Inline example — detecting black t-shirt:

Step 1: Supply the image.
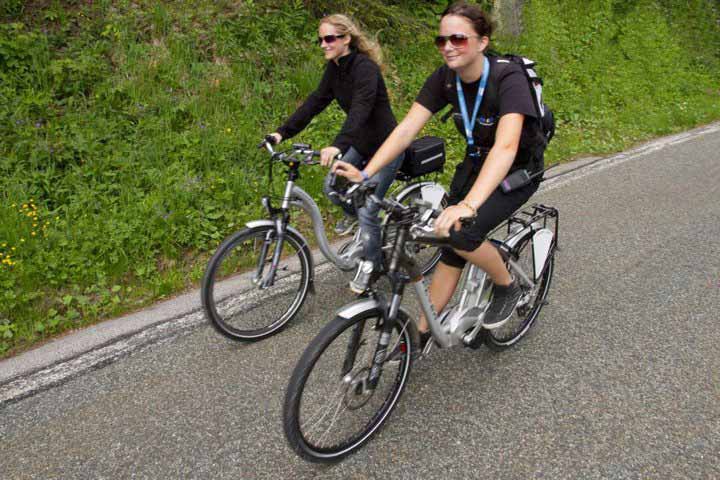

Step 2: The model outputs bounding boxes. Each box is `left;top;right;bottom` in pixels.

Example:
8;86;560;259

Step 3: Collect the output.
415;56;544;168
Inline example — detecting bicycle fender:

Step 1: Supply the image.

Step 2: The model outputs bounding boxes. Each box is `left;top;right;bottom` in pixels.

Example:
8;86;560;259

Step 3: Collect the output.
336;298;412;320
244;220;316;289
532;228;554;280
394;182;447;211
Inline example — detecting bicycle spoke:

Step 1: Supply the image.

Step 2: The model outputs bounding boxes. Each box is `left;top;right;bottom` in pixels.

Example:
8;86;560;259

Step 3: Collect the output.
202;226;310;340
289;314;411;456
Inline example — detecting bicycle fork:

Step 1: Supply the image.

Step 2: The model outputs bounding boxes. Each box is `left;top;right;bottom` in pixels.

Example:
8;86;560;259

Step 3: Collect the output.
368;291;403;388
340;291;402;392
253;193;292;288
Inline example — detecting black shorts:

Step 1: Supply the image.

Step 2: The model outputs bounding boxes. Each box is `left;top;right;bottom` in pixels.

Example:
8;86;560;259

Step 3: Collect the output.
440;158;539;269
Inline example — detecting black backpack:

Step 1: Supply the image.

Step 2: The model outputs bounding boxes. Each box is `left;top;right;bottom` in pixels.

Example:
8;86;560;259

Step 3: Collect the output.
494;53;555;146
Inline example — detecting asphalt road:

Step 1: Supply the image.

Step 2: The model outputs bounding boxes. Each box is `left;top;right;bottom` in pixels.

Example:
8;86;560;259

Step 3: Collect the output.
2;129;719;479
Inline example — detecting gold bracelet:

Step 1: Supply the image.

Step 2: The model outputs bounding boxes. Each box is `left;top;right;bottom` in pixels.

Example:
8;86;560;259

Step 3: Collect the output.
458;201;477;217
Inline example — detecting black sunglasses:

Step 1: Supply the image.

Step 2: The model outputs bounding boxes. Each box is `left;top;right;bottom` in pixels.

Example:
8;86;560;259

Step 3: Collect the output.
317;34;346;46
434;33;479;49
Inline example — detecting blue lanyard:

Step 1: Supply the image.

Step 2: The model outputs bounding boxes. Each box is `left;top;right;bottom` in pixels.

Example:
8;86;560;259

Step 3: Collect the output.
456;57;490;151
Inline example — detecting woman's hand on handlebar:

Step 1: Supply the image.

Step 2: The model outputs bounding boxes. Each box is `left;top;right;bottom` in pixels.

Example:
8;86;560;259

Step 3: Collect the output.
434;204;474;238
332;160;364;183
320;146;341;167
267;132;282;145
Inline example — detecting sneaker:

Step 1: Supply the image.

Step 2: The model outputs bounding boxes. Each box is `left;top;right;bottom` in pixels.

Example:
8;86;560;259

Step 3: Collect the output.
334;215;357;236
484;279;522;329
349;260;374;294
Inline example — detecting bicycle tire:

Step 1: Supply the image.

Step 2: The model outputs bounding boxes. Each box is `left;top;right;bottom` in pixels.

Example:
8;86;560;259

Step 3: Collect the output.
283;308;414;463
484;232;554;350
201;225;311;341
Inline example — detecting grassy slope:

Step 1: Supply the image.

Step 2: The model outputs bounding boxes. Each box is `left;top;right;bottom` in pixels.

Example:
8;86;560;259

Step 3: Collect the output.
1;0;718;356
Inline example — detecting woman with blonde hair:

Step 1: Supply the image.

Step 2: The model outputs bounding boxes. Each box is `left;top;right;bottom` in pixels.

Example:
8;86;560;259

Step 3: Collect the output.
269;14;403;292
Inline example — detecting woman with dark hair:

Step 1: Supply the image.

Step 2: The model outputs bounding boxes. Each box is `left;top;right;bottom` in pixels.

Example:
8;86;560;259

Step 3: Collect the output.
269;14;403;293
334;2;546;346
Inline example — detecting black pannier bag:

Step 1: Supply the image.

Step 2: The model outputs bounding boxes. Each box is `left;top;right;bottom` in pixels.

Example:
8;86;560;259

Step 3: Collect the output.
400;136;445;178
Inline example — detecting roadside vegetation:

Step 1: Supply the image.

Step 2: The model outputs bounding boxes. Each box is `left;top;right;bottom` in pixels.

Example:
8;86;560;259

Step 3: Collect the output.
1;0;718;356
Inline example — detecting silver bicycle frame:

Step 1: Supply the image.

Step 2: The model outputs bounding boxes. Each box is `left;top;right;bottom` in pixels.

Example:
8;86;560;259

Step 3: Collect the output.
410;221;551;348
251;181;356;271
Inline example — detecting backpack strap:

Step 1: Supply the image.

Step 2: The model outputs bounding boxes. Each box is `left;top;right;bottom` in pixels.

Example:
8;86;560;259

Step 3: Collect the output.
502;55;547;140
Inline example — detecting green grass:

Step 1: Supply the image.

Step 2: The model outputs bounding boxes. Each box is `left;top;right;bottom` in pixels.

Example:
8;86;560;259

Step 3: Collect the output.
1;0;719;356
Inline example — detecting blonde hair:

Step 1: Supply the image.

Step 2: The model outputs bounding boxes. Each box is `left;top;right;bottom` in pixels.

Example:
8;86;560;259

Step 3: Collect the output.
320;14;384;70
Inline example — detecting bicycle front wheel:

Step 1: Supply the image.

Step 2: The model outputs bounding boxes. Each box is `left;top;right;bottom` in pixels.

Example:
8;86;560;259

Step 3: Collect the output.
283;309;414;463
201;225;311;341
485;233;554;350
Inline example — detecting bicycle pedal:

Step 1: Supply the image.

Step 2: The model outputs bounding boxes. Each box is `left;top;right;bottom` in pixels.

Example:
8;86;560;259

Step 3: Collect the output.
463;333;484;349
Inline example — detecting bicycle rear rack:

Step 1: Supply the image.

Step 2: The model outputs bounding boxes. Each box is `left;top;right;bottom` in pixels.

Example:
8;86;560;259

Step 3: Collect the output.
505;203;559;251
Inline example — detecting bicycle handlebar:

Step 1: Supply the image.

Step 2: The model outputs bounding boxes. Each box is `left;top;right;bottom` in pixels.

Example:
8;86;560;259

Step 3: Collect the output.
346;185;471;246
257;137;323;165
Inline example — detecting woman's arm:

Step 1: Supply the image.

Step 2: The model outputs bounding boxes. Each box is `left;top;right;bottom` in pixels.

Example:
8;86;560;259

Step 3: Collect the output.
333;102;433;182
434;113;524;236
275;67;334;140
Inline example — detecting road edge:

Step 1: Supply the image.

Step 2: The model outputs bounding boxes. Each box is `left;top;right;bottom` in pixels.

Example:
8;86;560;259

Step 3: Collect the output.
2;121;719;406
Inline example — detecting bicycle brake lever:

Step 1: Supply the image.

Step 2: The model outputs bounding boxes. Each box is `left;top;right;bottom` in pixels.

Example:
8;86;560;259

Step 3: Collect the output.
410;223;438;238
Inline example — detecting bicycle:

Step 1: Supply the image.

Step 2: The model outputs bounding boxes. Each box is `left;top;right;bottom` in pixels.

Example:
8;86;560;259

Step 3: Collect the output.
200;138;448;342
283;185;558;463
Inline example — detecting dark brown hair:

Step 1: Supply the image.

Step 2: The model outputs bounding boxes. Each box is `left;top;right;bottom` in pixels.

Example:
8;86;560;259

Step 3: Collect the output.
441;2;494;38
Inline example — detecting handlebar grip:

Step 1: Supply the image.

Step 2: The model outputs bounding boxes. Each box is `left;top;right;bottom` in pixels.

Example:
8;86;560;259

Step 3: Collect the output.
460;216;474;226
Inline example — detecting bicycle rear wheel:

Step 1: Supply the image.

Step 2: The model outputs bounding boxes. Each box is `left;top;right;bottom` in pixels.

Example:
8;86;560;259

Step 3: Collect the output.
201;225;311;341
283;309;414;463
485;233;554;350
386;184;448;275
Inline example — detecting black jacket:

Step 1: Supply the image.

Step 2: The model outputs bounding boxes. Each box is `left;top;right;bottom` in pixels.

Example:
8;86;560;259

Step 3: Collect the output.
277;50;397;157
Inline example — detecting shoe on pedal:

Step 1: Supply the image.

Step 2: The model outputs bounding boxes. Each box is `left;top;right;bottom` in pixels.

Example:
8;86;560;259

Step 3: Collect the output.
334;215;357;236
484;279;522;329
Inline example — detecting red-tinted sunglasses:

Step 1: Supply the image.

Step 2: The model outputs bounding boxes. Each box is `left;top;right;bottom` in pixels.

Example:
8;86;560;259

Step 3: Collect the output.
434;33;479;49
317;34;346;46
